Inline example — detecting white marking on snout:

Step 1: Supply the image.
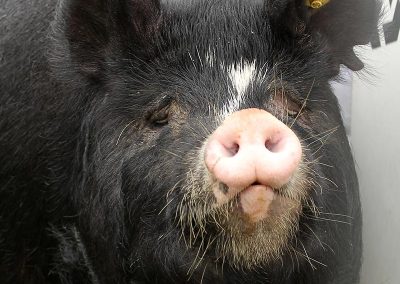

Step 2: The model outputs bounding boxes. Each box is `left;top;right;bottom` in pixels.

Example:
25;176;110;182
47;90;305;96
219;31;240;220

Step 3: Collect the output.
220;60;256;119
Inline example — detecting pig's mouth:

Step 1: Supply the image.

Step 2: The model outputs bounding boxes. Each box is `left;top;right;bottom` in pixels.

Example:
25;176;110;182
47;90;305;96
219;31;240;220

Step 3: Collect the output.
177;163;311;270
211;182;292;224
237;184;283;223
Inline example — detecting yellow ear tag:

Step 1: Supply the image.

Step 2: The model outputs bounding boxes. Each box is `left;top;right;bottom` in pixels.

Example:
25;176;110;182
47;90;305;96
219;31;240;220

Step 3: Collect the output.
306;0;330;9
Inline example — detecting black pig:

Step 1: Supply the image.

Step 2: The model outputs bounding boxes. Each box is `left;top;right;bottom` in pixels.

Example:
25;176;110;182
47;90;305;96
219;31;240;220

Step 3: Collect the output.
0;0;380;283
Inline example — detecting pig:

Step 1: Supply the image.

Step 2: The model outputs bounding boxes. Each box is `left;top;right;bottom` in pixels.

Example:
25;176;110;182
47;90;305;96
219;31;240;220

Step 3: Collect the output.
0;0;380;283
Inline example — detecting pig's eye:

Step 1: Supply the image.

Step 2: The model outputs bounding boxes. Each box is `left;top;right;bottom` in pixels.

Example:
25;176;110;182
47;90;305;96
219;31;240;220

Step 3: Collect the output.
146;96;174;128
285;98;302;117
148;105;170;127
270;90;303;118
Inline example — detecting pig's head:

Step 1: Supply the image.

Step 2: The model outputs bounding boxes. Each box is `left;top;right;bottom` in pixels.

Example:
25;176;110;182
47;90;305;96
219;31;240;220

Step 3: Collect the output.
51;0;380;282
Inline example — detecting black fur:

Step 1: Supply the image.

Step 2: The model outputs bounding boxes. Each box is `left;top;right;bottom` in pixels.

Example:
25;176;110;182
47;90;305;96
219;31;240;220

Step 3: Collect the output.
0;0;380;283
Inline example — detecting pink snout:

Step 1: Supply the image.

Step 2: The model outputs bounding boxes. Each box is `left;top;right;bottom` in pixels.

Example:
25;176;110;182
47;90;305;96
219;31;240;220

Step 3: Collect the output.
205;108;302;207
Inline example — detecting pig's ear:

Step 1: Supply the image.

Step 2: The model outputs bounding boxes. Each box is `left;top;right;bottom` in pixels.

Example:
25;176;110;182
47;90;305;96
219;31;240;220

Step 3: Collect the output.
307;0;381;71
53;0;161;79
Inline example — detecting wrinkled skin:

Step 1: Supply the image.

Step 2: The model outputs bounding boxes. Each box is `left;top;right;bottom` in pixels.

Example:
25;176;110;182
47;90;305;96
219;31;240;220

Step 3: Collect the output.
0;0;380;283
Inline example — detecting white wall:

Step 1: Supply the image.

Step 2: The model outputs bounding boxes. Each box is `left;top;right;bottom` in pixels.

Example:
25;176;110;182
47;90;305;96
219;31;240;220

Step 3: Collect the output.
351;1;400;282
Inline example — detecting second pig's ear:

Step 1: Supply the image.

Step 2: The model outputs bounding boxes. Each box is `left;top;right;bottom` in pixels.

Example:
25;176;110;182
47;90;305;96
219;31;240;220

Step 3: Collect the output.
307;0;381;71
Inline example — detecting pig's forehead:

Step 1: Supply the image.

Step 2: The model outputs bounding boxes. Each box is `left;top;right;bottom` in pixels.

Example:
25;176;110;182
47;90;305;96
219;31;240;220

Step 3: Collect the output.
159;0;274;62
161;0;268;25
161;0;266;19
161;0;265;9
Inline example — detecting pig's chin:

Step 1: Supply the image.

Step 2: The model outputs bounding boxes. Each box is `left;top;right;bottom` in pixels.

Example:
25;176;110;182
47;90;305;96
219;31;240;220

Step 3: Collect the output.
210;188;303;268
179;182;307;269
178;158;311;269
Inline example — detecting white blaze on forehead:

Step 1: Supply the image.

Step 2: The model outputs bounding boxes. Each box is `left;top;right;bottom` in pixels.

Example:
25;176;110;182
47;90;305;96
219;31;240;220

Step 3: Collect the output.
228;60;256;99
220;60;257;119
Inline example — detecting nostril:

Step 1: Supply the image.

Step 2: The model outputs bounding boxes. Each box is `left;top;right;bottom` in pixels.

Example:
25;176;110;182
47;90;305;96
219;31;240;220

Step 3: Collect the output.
224;142;239;156
265;139;280;153
231;143;239;155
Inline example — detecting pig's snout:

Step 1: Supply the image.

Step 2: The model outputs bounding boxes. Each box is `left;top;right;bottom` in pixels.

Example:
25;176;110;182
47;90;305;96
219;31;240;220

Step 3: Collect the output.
205;108;302;207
